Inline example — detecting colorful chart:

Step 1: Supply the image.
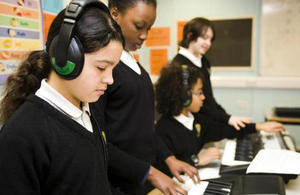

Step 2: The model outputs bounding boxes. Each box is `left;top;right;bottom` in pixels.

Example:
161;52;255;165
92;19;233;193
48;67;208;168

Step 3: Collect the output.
0;0;44;82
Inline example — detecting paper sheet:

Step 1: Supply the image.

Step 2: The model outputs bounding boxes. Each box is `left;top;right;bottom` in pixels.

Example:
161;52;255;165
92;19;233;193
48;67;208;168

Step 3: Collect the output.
246;149;300;174
173;175;209;195
198;160;221;180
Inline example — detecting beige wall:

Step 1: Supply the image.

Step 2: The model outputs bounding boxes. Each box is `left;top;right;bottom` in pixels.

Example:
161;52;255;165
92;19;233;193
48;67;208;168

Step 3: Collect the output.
64;0;108;7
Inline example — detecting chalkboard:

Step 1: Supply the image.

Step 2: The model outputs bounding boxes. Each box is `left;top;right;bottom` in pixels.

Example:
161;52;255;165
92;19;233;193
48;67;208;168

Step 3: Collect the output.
205;18;253;68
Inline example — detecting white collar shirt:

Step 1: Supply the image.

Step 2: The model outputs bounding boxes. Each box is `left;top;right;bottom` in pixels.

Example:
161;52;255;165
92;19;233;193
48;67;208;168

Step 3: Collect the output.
35;79;93;132
174;112;195;131
120;50;141;75
178;47;202;68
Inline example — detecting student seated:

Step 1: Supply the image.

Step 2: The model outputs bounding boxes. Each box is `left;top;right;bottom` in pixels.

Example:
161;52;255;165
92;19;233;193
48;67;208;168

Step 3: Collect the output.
154;64;285;176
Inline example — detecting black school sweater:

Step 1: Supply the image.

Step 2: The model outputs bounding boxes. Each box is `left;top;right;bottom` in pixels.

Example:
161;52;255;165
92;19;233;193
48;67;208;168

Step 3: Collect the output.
0;95;111;195
91;61;172;194
155;113;256;177
171;54;230;123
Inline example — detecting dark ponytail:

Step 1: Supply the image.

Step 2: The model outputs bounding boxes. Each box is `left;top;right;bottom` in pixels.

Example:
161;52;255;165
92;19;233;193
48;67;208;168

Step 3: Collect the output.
0;5;124;124
0;51;51;124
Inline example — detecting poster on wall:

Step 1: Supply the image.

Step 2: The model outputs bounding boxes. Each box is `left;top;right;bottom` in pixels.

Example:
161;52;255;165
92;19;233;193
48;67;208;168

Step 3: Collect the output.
0;0;44;82
42;0;62;41
150;48;168;75
146;27;170;47
177;21;187;42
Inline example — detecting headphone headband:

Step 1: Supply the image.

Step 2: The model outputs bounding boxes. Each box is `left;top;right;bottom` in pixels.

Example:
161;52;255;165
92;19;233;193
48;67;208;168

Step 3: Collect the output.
182;65;192;107
64;0;109;21
55;0;109;68
51;0;110;80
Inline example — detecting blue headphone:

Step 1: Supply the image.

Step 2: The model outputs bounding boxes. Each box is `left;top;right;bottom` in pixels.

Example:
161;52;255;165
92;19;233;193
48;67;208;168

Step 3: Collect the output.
49;0;109;80
182;65;192;107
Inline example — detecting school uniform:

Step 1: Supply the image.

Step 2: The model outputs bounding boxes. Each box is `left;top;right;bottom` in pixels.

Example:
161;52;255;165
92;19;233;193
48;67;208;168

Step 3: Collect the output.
171;47;230;123
154;113;256;177
0;80;111;195
90;51;172;195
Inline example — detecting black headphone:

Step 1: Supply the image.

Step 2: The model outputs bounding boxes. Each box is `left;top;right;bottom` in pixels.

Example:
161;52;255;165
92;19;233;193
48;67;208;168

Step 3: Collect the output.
49;0;110;80
182;65;192;107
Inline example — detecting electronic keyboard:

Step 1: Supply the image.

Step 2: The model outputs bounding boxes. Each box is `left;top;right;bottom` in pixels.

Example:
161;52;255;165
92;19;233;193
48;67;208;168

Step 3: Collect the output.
219;131;298;183
221;131;294;167
175;174;285;195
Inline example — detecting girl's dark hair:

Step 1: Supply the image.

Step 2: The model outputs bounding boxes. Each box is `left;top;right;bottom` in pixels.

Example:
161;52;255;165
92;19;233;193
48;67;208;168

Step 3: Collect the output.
0;6;124;124
108;0;157;12
179;17;215;48
155;63;204;116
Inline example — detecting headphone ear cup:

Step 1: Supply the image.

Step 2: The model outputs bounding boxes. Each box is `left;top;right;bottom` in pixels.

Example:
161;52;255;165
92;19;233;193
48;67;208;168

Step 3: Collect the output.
183;91;192;107
182;64;192;107
64;36;84;79
50;36;84;80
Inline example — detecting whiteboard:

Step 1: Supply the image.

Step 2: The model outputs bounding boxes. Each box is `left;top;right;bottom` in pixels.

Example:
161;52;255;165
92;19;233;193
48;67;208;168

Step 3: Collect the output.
260;0;300;76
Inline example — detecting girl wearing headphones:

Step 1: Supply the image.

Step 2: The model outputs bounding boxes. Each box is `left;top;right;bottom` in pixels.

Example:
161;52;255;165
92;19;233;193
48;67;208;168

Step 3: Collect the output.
90;0;199;194
0;1;124;194
172;17;253;130
154;64;285;176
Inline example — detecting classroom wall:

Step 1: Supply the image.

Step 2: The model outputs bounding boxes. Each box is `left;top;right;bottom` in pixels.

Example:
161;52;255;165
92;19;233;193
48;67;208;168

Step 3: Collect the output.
64;0;108;7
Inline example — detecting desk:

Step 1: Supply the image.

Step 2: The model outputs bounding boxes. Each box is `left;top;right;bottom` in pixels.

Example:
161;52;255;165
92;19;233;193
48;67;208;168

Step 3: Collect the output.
147;188;161;195
265;109;300;124
286;176;300;195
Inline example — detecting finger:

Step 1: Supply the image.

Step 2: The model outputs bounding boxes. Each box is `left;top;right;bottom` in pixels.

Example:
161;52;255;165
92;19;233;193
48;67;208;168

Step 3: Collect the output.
237;121;246;128
272;125;283;131
213;154;221;160
190;169;200;184
174;173;184;183
195;171;201;183
163;189;171;195
183;168;196;184
277;126;285;131
243;117;252;123
277;124;285;130
168;185;180;195
234;124;240;130
174;185;187;195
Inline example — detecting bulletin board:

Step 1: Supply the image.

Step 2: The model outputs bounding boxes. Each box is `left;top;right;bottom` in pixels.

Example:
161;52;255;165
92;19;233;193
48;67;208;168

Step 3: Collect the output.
205;18;253;68
260;0;300;76
0;0;44;82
